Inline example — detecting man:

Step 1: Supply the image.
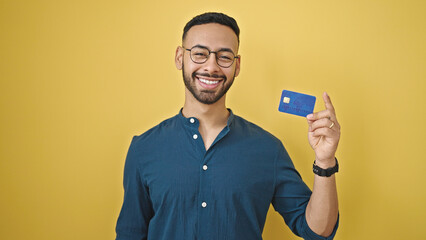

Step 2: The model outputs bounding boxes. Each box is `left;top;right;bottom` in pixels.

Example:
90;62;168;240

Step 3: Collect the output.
116;12;340;240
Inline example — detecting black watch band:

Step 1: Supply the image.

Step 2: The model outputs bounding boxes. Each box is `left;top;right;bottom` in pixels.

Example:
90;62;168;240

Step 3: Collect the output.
313;158;339;177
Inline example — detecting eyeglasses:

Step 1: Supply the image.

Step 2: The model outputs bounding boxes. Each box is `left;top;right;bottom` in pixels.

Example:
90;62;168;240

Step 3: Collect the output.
184;46;239;68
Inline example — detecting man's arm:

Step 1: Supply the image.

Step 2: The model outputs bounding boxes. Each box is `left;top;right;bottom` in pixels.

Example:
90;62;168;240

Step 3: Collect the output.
116;136;154;240
305;92;341;237
306;169;339;236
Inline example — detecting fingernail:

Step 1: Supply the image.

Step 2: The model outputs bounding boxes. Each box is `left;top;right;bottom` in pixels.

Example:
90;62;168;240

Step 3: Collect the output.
307;114;313;119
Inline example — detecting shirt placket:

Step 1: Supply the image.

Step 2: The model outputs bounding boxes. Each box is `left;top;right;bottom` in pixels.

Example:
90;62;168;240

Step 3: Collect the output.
185;115;231;240
185;117;209;239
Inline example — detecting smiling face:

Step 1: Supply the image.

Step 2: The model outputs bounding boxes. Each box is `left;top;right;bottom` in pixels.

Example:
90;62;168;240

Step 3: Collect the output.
175;23;241;105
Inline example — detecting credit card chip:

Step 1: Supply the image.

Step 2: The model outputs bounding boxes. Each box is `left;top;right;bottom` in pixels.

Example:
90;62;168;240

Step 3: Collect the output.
283;97;290;103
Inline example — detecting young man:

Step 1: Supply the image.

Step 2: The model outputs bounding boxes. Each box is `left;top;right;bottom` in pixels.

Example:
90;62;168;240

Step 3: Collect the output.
116;12;340;240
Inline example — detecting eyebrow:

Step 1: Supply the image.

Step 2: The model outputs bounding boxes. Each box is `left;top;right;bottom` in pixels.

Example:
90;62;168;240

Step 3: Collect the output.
191;44;236;55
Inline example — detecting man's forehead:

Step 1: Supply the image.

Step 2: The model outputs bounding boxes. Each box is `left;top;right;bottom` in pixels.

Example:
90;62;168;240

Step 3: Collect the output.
183;23;239;52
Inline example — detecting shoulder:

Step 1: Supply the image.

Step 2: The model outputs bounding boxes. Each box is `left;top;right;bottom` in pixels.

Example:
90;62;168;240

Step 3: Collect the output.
130;114;180;150
231;114;284;148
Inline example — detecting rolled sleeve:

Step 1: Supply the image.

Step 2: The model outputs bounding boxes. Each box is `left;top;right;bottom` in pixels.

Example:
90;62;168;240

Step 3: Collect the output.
271;142;339;239
300;214;339;240
116;136;154;240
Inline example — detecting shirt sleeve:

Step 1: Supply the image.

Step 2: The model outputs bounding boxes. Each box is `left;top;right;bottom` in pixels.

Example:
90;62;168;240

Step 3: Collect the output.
116;136;154;240
271;142;339;240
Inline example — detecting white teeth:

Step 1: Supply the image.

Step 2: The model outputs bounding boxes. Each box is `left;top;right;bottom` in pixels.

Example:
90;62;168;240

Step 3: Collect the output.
199;78;219;85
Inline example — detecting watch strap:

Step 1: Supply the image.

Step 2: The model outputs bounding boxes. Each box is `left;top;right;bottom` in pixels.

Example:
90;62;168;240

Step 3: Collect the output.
313;158;339;177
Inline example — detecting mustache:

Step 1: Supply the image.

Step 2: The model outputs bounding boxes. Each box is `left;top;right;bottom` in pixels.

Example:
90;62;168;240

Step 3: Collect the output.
192;72;227;81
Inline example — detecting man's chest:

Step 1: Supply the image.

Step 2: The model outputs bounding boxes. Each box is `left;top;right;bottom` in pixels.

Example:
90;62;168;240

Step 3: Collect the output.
140;146;276;209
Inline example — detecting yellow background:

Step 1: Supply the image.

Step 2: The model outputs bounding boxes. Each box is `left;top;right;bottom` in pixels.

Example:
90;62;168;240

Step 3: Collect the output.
1;0;425;239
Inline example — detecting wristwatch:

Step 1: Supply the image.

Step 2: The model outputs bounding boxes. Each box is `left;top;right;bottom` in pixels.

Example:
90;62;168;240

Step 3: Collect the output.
313;158;339;177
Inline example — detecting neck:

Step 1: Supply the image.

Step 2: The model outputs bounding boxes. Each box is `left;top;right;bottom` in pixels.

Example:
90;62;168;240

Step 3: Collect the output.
182;89;229;128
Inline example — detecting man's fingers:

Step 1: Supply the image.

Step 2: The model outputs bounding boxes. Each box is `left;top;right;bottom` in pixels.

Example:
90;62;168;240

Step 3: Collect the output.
312;127;336;138
306;93;336;121
323;92;335;112
309;118;336;132
307;109;335;121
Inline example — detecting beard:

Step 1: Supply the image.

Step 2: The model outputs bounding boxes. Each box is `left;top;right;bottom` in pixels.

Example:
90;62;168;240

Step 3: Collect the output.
182;64;235;105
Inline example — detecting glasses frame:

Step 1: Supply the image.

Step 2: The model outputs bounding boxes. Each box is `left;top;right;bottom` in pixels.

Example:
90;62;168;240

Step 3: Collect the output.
183;46;239;68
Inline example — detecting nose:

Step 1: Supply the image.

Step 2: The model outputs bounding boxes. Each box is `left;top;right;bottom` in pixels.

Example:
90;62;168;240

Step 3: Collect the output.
202;53;221;73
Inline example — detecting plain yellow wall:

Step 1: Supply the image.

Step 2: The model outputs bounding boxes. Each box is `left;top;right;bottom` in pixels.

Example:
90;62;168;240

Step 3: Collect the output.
1;0;425;239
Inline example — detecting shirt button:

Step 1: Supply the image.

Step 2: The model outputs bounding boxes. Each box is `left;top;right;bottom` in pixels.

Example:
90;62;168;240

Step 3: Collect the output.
190;118;195;123
203;165;208;171
193;134;198;139
201;202;207;208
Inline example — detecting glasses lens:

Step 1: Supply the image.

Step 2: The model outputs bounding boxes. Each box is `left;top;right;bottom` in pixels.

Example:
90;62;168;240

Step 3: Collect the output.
216;51;235;67
190;47;209;63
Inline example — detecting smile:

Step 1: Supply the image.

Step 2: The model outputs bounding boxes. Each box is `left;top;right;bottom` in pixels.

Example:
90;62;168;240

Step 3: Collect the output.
195;75;224;90
199;78;219;85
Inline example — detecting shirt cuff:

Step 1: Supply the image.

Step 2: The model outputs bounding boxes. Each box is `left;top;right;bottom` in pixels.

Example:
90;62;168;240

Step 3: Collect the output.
301;213;340;240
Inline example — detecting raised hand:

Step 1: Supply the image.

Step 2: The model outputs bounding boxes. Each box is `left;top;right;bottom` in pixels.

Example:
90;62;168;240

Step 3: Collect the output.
306;92;341;168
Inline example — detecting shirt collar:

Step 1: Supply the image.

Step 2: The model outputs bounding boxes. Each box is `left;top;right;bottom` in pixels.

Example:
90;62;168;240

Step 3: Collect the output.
178;108;235;128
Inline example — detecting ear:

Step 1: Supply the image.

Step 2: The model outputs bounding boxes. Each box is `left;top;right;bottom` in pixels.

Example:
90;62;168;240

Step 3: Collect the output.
175;46;183;70
234;55;241;77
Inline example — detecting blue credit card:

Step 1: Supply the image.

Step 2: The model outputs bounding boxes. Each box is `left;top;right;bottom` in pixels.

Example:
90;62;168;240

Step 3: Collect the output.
278;90;316;117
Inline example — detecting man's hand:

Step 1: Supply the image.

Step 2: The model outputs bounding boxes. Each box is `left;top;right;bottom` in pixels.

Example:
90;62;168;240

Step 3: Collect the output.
306;92;341;168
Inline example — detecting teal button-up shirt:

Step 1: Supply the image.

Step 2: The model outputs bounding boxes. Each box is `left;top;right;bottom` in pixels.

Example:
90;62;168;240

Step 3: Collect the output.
116;109;338;240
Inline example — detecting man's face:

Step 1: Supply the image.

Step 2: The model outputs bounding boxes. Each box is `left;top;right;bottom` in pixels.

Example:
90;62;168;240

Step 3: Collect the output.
175;23;240;105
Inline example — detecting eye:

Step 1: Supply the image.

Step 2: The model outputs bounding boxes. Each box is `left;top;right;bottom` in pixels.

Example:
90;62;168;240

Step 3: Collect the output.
194;52;207;56
191;47;209;57
217;52;234;61
219;55;232;60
